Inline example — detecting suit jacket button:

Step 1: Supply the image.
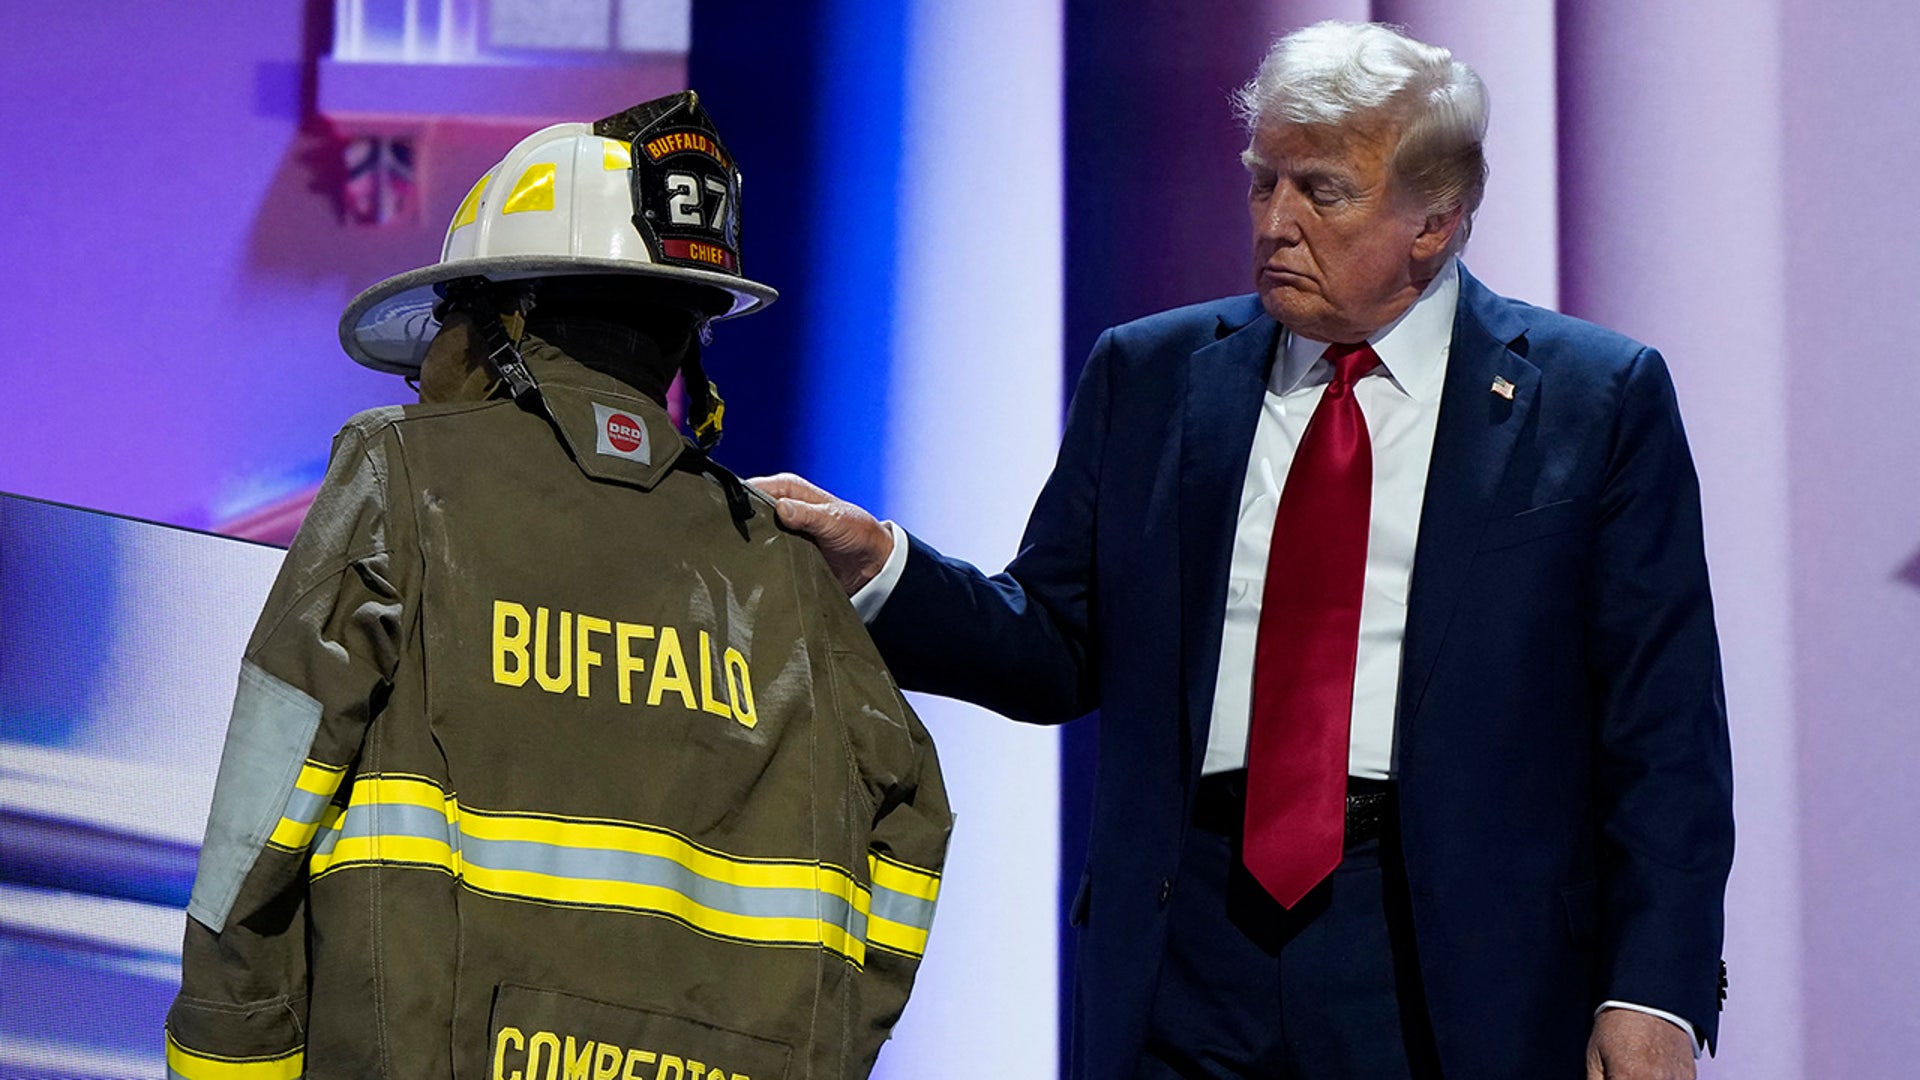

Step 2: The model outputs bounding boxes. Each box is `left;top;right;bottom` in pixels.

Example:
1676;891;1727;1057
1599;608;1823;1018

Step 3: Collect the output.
1158;878;1172;908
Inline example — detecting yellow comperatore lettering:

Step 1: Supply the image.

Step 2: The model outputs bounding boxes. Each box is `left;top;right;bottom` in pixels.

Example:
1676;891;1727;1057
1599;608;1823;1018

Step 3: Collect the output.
528;1030;563;1080
535;608;574;694
617;621;655;705
495;1026;526;1080
622;1049;657;1080
577;615;612;698
563;1037;596;1080
491;1030;750;1080
698;631;735;720
495;602;531;687
648;627;697;709
491;599;755;729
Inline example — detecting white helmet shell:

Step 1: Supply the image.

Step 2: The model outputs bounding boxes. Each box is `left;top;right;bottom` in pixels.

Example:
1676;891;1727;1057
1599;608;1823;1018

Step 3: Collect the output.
340;96;776;375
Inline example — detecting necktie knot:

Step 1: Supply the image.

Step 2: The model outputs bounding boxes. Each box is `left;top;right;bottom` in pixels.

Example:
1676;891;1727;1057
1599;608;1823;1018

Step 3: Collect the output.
1323;341;1380;390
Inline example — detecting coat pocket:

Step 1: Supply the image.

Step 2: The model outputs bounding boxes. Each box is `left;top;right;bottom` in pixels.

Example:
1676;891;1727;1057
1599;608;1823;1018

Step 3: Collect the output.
1560;880;1598;949
1068;869;1093;928
1476;498;1587;553
489;984;794;1080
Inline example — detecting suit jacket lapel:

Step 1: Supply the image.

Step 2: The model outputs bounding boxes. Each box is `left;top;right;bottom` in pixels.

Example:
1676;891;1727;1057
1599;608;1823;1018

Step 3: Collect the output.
1397;268;1539;729
1177;298;1278;776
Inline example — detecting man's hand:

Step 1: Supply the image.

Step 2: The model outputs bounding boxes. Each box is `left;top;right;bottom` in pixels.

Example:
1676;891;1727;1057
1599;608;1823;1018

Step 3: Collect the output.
748;473;895;596
1585;1008;1696;1080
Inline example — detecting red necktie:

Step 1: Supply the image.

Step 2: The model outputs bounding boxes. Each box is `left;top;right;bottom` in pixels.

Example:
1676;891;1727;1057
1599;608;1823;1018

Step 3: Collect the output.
1242;340;1378;909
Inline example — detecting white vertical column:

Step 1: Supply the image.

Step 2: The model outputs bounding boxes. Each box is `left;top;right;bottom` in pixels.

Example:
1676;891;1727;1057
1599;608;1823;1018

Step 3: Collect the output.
1559;3;1799;1076
1372;0;1559;309
876;0;1064;1077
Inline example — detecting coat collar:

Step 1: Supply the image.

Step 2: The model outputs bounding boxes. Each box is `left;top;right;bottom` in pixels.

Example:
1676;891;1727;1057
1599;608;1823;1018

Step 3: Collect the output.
1396;266;1537;730
1177;299;1281;772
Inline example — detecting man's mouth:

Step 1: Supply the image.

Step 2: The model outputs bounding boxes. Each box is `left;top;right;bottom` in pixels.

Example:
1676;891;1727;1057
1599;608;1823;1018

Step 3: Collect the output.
1260;265;1313;285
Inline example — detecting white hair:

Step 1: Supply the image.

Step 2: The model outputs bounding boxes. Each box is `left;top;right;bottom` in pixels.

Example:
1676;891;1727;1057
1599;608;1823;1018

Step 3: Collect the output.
1234;21;1489;246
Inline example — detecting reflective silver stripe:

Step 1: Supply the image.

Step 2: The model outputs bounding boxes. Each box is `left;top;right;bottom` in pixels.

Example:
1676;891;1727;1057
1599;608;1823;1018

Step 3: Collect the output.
279;786;332;828
459;832;867;935
312;780;871;949
869;886;937;933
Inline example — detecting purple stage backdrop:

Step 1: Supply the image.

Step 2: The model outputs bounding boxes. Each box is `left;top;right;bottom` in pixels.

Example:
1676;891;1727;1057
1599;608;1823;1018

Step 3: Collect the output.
3;2;1918;1078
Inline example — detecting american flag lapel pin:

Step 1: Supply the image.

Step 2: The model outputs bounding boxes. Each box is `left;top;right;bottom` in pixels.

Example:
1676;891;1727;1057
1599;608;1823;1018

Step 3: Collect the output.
1490;376;1516;400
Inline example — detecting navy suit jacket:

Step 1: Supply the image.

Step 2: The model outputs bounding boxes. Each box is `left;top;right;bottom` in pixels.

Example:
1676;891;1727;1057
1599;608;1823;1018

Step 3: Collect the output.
868;268;1733;1079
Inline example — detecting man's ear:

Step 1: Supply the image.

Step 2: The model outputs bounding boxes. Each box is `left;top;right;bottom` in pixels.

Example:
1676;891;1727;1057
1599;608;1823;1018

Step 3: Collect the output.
1411;203;1466;261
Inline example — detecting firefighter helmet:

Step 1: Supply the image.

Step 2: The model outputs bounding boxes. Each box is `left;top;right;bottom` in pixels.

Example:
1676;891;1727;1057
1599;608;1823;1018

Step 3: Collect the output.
340;91;776;375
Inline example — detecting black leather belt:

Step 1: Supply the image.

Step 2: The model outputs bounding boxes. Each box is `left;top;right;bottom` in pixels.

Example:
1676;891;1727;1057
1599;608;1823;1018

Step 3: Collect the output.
1192;770;1396;848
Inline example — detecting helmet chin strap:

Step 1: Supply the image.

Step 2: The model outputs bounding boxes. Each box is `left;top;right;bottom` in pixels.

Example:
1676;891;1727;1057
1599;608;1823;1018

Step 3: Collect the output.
680;322;726;451
441;278;545;412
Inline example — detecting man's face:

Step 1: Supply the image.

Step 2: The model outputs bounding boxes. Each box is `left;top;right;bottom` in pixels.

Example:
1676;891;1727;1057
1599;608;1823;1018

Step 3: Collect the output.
1245;120;1435;343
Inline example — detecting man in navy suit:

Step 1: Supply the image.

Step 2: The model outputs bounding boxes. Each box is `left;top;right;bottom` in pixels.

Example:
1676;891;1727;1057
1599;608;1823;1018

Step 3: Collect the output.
757;21;1730;1080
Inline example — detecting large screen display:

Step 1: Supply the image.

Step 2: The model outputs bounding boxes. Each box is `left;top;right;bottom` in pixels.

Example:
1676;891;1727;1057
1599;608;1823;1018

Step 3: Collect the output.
0;493;285;1079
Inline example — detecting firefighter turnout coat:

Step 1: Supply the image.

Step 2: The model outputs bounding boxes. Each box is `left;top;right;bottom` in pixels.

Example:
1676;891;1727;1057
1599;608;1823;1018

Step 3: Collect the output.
166;344;951;1080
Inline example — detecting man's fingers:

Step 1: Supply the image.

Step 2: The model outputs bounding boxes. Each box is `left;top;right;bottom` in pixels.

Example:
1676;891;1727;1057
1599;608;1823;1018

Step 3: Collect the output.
744;470;891;596
772;496;828;536
747;472;831;504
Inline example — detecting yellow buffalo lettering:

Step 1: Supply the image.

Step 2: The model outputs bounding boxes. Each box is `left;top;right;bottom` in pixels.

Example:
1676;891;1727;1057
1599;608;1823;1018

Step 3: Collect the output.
725;648;756;728
698;631;735;720
648;626;697;709
643;131;726;166
616;621;654;705
535;608;573;694
577;615;612;698
495;602;532;687
492;599;755;728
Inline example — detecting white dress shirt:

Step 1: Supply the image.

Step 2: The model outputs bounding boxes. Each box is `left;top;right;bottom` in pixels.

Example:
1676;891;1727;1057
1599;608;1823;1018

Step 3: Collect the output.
1201;259;1458;780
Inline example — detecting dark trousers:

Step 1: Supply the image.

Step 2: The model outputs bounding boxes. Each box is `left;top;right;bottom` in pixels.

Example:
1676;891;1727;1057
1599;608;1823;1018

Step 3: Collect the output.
1136;792;1443;1079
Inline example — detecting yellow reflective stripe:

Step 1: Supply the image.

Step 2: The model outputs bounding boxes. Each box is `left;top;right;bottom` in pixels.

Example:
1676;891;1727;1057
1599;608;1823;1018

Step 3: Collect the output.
603;138;632;171
501;163;556;214
459;861;865;964
866;850;941;958
313;833;458;877
307;775;455;876
450;174;490;230
460;810;861;897
307;773;875;965
165;1033;303;1080
866;914;931;958
265;759;349;851
869;851;942;902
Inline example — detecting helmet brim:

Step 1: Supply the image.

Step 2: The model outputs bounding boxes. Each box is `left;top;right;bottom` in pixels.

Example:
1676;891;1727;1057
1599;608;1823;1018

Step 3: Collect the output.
339;255;778;375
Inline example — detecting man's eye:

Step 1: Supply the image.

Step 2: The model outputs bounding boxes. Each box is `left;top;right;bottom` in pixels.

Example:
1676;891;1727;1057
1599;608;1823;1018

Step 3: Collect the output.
1307;185;1344;206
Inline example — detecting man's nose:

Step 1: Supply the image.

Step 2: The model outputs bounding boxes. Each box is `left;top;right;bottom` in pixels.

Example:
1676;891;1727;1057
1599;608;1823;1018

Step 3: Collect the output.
1255;190;1304;245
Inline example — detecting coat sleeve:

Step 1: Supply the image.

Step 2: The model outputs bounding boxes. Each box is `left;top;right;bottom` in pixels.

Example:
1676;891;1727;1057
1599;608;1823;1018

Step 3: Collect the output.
166;416;417;1078
867;329;1117;725
1585;347;1735;1050
797;543;954;1072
